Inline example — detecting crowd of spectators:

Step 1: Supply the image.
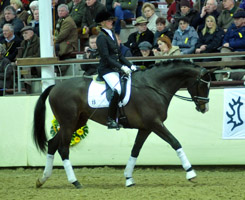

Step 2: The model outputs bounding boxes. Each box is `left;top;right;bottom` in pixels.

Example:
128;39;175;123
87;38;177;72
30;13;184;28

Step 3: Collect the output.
0;0;244;94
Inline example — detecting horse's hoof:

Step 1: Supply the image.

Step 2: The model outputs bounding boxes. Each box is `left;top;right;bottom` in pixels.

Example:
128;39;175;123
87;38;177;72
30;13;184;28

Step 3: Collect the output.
186;169;197;181
125;177;135;187
36;178;43;188
72;180;82;189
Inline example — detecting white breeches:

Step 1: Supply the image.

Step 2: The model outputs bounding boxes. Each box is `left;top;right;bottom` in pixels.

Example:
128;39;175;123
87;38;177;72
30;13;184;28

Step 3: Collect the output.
103;72;121;95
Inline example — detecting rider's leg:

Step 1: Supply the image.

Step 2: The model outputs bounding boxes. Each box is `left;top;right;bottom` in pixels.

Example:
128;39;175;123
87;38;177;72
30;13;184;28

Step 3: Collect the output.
103;72;122;129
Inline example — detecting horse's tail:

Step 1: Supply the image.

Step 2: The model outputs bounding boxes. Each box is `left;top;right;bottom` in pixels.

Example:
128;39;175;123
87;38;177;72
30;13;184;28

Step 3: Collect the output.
33;85;54;153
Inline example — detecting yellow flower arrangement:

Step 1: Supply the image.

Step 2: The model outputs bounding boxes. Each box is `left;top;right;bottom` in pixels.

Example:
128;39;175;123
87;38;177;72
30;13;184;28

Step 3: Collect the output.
50;116;88;146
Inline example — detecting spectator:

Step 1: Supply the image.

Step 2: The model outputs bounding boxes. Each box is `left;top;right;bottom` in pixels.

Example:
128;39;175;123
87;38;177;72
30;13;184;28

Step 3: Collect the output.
153;17;173;47
153;35;180;60
81;35;100;76
0;23;22;62
115;33;132;57
17;26;40;93
27;0;38;25
67;0;86;27
81;0;106;36
28;9;39;36
196;0;220;31
124;16;154;56
170;0;199;31
52;0;67;25
220;11;245;56
137;41;154;69
217;0;242;32
240;0;245;10
112;0;138;34
142;2;158;34
195;15;224;54
54;4;78;59
167;0;193;23
10;0;29;25
172;17;199;54
0;6;24;38
0;44;12;96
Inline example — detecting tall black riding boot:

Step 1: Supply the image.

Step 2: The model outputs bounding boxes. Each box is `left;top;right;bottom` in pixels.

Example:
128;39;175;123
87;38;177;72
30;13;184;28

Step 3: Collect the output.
107;90;122;129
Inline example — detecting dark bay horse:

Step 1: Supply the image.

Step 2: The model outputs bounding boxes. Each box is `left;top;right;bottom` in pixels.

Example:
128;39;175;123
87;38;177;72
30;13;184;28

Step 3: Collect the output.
33;60;212;189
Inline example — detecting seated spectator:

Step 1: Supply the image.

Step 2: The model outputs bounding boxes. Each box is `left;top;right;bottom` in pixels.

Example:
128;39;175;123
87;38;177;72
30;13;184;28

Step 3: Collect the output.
112;0;138;34
195;15;224;54
53;0;67;24
142;2;158;34
172;17;199;54
0;44;12;96
217;0;242;32
16;26;40;93
28;9;39;36
153;35;180;60
115;33;132;57
81;35;100;76
0;23;22;62
67;0;86;27
137;41;154;69
81;0;106;36
124;16;154;56
54;4;78;60
170;0;199;31
0;6;24;39
220;11;245;57
167;0;193;23
10;0;29;25
196;0;220;31
153;17;174;47
27;0;39;25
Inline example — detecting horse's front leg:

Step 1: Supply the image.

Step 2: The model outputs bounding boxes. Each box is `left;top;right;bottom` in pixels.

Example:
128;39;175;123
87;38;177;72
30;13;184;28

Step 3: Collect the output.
124;129;151;187
153;124;196;181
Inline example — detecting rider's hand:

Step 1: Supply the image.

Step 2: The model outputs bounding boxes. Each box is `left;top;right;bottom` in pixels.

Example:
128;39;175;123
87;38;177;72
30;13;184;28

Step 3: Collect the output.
131;65;137;71
121;65;132;75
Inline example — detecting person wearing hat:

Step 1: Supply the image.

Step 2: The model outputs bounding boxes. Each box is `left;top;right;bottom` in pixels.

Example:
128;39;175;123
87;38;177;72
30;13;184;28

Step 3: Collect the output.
153;35;180;62
170;0;199;31
217;0;242;32
17;25;40;93
137;41;154;69
95;10;137;129
124;16;154;56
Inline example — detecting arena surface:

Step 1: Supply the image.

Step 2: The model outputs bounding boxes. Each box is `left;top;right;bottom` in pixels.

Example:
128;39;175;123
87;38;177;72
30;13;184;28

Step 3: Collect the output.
1;166;245;200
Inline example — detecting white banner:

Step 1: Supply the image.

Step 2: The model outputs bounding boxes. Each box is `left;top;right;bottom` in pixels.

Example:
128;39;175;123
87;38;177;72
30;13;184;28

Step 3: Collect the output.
223;88;245;139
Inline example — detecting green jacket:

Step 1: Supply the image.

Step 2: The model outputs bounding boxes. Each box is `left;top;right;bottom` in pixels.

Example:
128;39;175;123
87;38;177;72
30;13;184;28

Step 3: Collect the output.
18;34;40;58
112;0;138;12
55;15;78;57
67;0;86;27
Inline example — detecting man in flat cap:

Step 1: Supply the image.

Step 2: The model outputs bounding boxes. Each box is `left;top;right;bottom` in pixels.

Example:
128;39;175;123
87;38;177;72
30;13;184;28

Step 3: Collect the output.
218;11;245;81
124;16;154;56
17;25;40;93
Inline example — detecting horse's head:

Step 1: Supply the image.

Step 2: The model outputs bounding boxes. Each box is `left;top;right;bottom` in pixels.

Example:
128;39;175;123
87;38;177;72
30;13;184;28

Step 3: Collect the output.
187;67;212;114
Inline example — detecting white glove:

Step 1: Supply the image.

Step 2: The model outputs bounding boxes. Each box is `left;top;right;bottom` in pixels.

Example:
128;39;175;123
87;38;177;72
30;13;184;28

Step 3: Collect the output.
121;65;132;75
131;65;137;71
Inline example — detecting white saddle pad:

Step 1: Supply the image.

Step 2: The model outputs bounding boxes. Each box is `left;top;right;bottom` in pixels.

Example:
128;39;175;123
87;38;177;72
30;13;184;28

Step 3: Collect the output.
88;77;131;108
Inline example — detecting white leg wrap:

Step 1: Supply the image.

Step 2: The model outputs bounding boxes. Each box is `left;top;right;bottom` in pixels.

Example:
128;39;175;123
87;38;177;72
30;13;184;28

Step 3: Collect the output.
124;156;137;178
176;148;191;171
40;154;54;184
63;159;77;183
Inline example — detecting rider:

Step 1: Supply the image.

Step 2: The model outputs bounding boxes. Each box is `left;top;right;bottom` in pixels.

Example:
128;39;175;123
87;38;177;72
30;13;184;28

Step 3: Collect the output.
95;10;137;129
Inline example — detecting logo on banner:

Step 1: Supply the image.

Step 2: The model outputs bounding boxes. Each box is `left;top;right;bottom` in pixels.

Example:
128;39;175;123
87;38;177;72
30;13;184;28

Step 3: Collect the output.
223;89;245;139
226;96;243;131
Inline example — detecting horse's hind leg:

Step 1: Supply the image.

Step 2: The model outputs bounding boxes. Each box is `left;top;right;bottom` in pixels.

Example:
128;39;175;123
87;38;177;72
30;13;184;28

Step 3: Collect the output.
36;133;60;188
124;129;151;187
153;124;196;181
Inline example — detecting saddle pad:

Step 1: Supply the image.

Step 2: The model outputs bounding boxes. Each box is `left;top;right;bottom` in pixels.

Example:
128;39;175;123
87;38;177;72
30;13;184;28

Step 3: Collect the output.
88;77;131;108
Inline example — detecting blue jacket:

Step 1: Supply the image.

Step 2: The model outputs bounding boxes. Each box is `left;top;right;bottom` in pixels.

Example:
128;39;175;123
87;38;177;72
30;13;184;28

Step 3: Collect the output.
172;26;199;54
223;23;245;51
